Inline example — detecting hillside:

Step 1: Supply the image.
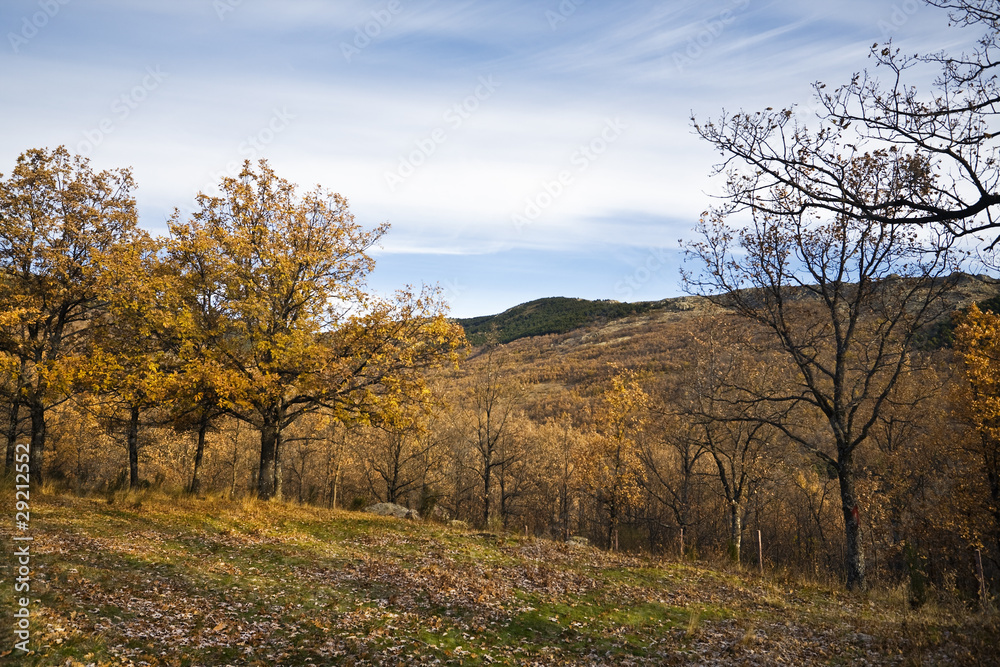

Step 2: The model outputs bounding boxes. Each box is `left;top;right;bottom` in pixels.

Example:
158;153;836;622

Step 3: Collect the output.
1;492;994;666
457;273;1000;347
457;297;677;345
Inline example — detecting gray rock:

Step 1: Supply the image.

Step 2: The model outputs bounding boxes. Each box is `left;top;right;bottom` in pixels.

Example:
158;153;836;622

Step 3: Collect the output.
364;502;421;521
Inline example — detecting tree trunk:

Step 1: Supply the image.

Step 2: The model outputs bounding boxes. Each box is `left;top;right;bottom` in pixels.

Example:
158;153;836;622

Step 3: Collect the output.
257;419;279;500
28;393;45;487
272;429;283;501
482;456;492;527
729;501;742;563
189;414;209;494
332;461;341;509
837;458;867;590
4;392;21;474
127;405;140;490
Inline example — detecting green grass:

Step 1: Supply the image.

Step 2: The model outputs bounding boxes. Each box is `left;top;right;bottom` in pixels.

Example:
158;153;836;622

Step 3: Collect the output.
0;491;995;665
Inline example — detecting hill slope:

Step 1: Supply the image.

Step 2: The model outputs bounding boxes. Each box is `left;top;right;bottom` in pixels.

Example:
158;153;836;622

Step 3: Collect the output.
2;492;994;665
457;273;1000;347
457;297;671;345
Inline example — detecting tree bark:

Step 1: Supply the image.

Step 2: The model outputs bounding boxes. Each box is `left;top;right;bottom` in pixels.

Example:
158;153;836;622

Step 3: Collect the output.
482;453;492;527
189;414;209;494
258;419;279;500
838;458;867;590
272;428;283;501
729;501;743;564
127;404;140;490
4;392;21;474
28;393;45;487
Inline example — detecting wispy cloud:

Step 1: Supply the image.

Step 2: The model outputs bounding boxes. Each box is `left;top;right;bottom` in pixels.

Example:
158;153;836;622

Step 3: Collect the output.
0;0;981;315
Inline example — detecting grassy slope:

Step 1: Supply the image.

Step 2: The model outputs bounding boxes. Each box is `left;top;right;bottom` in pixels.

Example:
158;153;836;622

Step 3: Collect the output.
1;493;995;666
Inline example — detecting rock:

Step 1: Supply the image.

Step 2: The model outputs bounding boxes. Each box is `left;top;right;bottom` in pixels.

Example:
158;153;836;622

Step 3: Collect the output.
363;502;421;521
567;536;589;547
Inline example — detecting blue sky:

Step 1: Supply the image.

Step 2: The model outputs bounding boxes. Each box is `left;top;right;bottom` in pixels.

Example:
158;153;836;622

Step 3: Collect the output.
0;0;975;317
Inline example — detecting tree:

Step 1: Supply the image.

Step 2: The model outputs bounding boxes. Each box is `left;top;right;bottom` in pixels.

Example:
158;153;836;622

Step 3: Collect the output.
642;379;709;558
684;318;784;563
0;147;141;485
78;231;174;490
465;344;522;527
168;160;465;500
954;303;1000;560
581;368;648;551
1;351;27;475
684;151;961;589
695;2;1000;241
361;408;440;507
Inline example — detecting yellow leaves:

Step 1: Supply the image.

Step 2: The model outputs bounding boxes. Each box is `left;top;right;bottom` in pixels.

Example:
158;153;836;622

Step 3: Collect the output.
955;303;1000;430
580;368;649;514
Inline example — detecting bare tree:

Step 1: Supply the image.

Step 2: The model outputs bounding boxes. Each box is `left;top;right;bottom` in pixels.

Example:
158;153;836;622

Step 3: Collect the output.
695;2;1000;241
684;152;961;589
684;318;786;563
467;344;522;528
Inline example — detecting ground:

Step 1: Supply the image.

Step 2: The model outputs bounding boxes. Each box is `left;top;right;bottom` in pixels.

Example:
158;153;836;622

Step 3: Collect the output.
0;492;995;666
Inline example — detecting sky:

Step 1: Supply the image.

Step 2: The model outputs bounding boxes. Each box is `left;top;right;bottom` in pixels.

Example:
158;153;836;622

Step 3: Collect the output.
0;0;979;317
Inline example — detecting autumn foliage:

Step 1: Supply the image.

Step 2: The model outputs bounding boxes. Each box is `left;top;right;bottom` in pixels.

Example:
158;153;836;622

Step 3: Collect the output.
1;145;1000;606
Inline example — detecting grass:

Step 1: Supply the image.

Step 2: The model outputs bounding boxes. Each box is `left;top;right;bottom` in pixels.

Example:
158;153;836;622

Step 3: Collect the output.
1;490;996;665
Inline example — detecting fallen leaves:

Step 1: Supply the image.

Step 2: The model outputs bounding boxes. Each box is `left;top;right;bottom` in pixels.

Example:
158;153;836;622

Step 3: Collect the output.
1;495;995;666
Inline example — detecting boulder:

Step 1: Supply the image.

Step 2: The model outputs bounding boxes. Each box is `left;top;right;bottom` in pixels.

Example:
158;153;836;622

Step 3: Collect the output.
364;502;421;521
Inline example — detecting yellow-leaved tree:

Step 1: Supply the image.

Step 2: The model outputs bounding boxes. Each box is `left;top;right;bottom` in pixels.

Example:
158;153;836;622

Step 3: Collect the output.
582;368;649;551
953;303;1000;558
167;160;465;500
0;147;142;485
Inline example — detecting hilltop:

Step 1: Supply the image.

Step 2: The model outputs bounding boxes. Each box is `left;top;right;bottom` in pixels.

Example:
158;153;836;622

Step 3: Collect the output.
0;492;994;666
456;296;705;345
456;273;1000;347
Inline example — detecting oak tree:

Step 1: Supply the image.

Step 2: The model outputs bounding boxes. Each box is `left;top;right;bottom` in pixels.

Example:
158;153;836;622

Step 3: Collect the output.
168;160;463;500
0;147;141;485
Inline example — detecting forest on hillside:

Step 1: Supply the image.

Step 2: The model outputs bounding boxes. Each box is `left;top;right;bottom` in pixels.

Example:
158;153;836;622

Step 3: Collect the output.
4;0;1000;612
